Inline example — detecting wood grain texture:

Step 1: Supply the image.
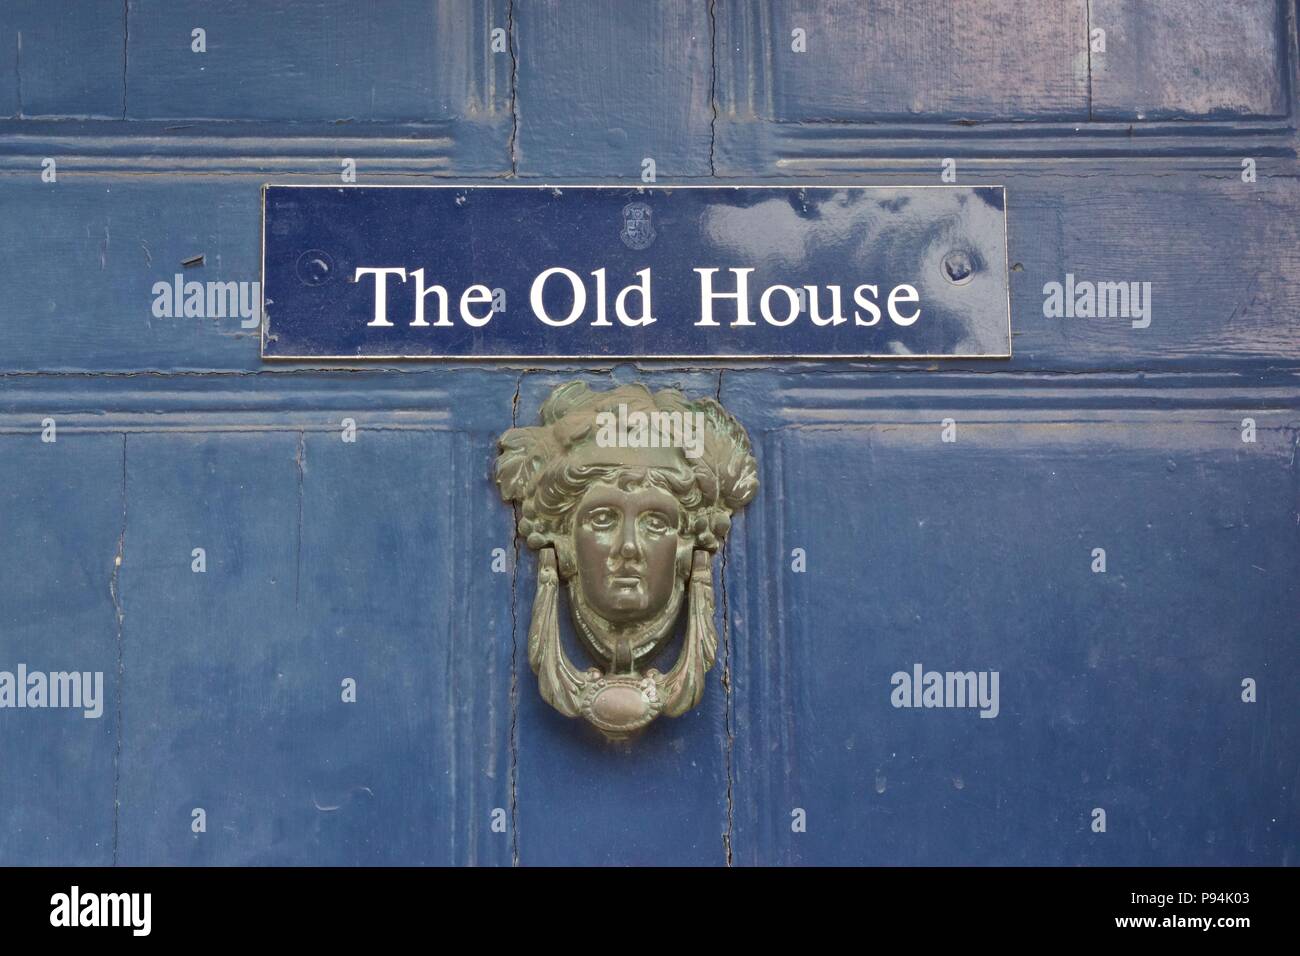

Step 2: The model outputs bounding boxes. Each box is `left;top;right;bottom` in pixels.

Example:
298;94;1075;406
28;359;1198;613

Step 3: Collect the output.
1004;165;1300;368
719;0;1090;123
514;0;714;177
124;0;510;124
0;179;261;373
2;1;125;119
1091;0;1291;120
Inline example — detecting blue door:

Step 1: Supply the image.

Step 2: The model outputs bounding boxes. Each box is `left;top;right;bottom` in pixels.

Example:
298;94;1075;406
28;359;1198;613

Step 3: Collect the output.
0;0;1296;867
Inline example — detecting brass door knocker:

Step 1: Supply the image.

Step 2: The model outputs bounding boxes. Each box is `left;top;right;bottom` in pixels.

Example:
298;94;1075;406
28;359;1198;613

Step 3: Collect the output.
495;382;758;739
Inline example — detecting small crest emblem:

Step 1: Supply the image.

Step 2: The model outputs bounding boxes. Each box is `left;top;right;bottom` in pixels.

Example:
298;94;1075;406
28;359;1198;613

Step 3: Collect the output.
619;201;656;250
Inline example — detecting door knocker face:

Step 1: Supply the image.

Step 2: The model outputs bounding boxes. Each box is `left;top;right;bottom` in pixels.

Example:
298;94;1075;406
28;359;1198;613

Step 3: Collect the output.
496;382;758;739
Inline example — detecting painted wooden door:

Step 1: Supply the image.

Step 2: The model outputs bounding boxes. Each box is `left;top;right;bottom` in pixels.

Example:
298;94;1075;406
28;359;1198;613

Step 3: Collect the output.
0;0;1296;866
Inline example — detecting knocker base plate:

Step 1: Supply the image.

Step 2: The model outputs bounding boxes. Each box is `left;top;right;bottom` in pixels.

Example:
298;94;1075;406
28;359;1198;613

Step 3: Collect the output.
579;675;663;739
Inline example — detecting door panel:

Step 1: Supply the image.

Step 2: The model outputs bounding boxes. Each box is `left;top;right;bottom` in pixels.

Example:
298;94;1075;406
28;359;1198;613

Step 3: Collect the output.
723;372;1298;864
0;181;263;373
1091;0;1290;120
724;0;1091;123
124;0;511;124
2;1;125;119
514;1;714;177
0;435;121;866
116;432;299;865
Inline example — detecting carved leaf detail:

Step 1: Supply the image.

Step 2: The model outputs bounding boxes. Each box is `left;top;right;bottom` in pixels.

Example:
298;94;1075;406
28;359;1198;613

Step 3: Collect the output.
656;551;718;718
527;548;588;717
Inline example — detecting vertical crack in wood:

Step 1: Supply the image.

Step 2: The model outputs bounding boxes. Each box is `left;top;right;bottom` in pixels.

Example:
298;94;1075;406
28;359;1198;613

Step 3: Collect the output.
1085;0;1093;121
508;371;523;865
708;0;718;176
717;369;735;865
507;0;520;177
448;432;461;862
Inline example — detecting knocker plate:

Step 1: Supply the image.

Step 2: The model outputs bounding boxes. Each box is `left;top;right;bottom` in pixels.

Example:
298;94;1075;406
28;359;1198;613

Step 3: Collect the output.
496;381;758;738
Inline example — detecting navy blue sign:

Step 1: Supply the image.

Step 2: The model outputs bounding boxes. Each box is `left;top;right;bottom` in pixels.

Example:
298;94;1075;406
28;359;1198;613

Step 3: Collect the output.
261;185;1010;360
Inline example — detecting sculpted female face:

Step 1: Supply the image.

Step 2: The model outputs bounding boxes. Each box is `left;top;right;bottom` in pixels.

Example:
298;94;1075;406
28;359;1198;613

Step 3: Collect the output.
573;480;681;623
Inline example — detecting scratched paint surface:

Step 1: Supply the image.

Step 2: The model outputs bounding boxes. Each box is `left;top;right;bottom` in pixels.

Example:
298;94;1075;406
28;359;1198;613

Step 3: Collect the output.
0;1;1296;866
